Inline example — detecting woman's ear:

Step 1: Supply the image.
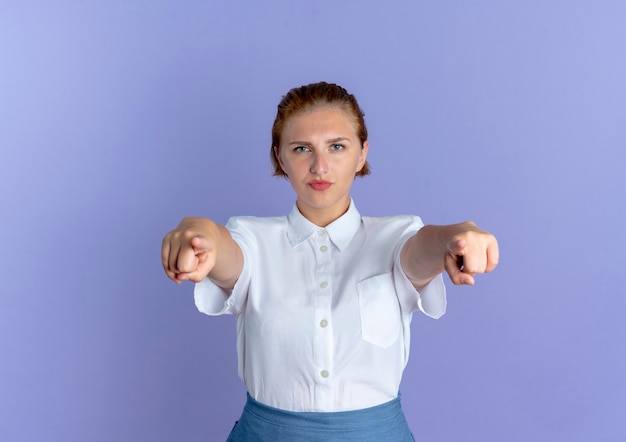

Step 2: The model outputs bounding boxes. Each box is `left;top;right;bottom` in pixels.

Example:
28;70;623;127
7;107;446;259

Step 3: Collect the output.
274;146;287;175
357;141;369;172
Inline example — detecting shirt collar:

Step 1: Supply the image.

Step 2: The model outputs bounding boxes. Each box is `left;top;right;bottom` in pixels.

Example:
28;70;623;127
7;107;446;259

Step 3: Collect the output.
286;198;362;251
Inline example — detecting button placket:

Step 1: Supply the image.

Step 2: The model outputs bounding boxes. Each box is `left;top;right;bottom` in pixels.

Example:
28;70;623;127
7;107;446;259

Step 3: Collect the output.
312;230;333;405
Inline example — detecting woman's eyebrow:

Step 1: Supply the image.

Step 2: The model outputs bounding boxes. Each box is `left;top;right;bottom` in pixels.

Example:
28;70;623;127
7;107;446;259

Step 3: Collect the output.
326;137;350;143
287;137;350;146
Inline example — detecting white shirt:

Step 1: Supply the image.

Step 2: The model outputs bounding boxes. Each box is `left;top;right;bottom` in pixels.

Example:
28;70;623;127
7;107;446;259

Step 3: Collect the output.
194;200;446;412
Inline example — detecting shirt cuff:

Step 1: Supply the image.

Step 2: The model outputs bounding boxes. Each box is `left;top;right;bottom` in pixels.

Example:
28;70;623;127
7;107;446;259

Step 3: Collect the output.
415;273;447;319
393;241;447;319
194;279;232;316
193;242;251;316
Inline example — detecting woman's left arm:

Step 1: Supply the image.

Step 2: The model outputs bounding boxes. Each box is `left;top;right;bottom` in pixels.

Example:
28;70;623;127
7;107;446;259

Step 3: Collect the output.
400;222;499;289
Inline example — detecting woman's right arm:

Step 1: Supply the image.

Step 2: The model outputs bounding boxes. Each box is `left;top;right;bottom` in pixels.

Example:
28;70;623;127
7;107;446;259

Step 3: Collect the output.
161;217;243;290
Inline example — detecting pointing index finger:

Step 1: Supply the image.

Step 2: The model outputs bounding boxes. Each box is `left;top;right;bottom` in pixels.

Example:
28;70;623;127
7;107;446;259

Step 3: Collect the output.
447;238;467;255
190;235;212;251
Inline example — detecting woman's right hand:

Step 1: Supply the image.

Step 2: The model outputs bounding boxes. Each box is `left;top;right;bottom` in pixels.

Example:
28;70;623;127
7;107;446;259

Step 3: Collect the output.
161;217;219;284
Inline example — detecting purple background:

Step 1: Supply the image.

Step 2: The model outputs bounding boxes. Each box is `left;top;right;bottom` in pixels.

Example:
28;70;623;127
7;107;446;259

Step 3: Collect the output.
1;1;625;441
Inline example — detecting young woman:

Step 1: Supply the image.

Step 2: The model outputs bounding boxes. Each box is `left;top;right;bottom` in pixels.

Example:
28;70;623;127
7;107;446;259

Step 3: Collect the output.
161;82;499;441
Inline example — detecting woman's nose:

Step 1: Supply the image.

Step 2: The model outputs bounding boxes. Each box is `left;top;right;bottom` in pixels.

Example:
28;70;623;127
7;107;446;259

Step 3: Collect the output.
310;152;328;175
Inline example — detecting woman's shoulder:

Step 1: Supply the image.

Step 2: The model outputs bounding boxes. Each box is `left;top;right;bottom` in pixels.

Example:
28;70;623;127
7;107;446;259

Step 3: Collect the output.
361;213;422;227
360;213;425;236
225;214;288;232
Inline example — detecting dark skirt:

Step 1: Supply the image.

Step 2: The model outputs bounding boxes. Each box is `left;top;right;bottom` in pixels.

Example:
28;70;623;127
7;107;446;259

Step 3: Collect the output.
226;393;415;441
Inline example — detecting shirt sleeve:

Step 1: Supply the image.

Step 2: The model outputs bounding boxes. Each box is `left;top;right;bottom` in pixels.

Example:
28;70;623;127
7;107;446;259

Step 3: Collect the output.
393;216;447;319
193;217;252;316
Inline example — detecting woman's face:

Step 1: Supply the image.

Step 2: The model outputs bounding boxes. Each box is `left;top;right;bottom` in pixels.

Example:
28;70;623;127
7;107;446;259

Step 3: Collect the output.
275;106;368;227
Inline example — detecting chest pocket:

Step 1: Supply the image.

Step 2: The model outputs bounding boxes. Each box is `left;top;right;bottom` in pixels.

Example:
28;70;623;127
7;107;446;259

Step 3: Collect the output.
356;273;402;348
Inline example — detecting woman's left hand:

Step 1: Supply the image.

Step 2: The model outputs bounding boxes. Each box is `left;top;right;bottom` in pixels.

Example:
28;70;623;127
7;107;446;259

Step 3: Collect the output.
441;222;499;285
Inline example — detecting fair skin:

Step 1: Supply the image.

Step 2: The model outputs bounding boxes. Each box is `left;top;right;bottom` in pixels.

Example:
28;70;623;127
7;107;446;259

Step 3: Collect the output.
274;106;368;227
161;105;498;289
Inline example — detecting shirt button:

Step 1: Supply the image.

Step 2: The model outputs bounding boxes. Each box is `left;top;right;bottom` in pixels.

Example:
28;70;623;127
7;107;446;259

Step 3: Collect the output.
320;319;328;328
320;370;329;378
319;245;328;252
320;281;328;289
317;230;326;236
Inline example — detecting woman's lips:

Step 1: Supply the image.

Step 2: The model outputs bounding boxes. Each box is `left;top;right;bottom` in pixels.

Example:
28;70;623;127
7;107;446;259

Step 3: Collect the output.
308;180;332;191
